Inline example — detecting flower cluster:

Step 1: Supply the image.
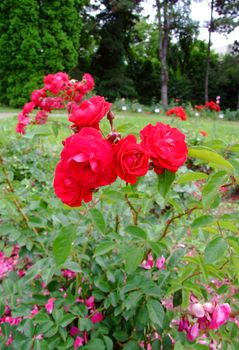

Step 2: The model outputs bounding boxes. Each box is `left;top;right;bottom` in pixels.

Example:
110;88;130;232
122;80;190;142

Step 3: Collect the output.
16;71;188;207
204;101;221;112
141;253;165;270
16;72;94;134
177;296;232;346
166;106;187;120
0;246;19;280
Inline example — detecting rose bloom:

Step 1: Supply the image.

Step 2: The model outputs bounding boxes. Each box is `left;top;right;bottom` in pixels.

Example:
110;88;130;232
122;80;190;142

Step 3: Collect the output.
205;101;220;112
140;122;188;174
44;72;69;95
200;130;208;137
195;105;204;111
54;128;117;207
69;96;111;130
166;106;187;120
114;135;149;184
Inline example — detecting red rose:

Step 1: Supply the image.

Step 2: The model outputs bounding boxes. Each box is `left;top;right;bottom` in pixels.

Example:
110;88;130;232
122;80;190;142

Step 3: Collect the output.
114;135;149;184
54;128;117;207
166;107;187;120
205;101;220;112
140;122;188;174
69;96;111;130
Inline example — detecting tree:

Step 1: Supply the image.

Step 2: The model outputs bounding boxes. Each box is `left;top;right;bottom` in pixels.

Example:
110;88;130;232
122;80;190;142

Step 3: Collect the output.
89;0;142;101
155;0;197;108
202;0;239;103
0;0;84;107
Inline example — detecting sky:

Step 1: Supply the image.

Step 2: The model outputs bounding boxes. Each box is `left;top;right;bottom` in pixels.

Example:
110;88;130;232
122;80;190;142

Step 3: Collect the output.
142;0;239;50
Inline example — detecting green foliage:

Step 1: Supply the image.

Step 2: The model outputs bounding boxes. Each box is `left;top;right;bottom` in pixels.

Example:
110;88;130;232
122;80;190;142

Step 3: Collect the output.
0;0;84;107
0;115;238;348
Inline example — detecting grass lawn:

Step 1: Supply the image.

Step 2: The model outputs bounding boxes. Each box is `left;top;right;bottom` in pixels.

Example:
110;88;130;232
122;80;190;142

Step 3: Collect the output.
0;110;238;145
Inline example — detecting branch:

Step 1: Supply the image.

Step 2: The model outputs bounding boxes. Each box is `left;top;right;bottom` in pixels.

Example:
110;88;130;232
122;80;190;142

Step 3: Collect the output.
0;155;39;237
124;193;140;225
161;206;199;239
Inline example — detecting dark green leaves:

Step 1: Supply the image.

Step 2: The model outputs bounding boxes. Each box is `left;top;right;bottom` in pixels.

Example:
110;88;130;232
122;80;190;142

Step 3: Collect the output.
147;299;165;328
53;225;76;266
204;236;227;264
158;170;176;197
89;208;106;233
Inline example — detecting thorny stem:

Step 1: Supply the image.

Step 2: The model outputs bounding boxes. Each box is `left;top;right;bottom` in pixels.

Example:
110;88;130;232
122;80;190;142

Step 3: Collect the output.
161;206;199;239
0;155;40;238
74;224;93;296
115;214;120;233
124;193;140;225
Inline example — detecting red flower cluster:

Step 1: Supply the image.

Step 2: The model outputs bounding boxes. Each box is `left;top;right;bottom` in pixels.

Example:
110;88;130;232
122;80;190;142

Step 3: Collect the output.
195;105;204;111
16;72;188;207
204;101;220;112
166;106;187;120
16;72;95;134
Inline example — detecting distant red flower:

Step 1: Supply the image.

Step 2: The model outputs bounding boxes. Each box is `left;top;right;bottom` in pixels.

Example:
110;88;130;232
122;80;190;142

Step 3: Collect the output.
195;105;204;111
205;101;220;112
166;106;187;120
200;130;208;137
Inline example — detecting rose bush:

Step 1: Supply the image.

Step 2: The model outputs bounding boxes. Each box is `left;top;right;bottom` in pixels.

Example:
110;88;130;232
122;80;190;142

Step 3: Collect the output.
0;72;238;349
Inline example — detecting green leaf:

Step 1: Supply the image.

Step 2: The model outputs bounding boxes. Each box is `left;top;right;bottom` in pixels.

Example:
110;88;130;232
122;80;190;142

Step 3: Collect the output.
174;342;184;350
89;208;106;233
123;246;145;274
232;257;239;280
188;147;233;171
204;236;227;264
94;241;116;257
202;171;228;208
147;299;165;328
192;215;215;229
158;170;176;197
177;171;208;184
61;314;75;327
85;339;105;350
168;248;186;269
123;341;141;350
103;336;113;350
53;225;76;266
125;226;147;240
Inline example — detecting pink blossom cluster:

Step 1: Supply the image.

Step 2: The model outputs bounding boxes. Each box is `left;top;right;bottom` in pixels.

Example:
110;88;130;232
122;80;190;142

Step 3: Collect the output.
178;297;231;344
44;292;103;349
141;253;165;270
0;303;39;347
16;72;94;134
0;246;19;280
71;295;104;349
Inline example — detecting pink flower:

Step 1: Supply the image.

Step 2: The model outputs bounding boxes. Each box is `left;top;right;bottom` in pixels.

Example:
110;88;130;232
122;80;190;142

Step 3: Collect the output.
74;336;84;349
209;303;231;329
155;256;165;270
6;334;13;347
85;296;95;309
178;316;190;332
61;269;76;279
190;303;205;318
16;123;26;134
91;312;104;324
22;102;35;115
187;323;199;341
45;298;56;314
70;326;80;337
141;253;154;270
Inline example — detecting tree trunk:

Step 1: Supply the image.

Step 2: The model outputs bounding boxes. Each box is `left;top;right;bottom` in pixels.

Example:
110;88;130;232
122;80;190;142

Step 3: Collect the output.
205;0;214;104
156;0;169;108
